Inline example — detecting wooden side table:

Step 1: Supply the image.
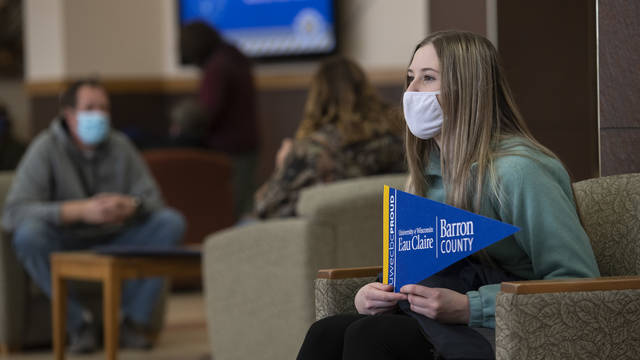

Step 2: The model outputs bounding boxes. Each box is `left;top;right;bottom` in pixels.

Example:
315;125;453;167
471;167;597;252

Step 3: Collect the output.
51;251;201;360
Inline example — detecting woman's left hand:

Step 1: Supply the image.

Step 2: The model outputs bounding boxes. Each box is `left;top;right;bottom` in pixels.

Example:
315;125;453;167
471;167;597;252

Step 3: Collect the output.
400;284;470;324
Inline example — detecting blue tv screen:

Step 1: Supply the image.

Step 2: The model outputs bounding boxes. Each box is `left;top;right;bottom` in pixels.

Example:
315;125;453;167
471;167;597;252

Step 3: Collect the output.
179;0;337;59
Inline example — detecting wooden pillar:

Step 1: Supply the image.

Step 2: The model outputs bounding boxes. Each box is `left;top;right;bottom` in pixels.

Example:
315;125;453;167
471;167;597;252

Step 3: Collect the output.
598;0;640;176
497;0;599;181
429;0;487;35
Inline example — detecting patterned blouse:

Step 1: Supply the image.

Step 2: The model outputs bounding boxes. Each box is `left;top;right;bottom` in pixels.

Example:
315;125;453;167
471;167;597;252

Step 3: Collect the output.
254;124;406;218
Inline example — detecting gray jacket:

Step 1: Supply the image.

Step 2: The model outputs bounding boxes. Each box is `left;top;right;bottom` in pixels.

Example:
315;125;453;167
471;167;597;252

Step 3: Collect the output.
2;118;164;238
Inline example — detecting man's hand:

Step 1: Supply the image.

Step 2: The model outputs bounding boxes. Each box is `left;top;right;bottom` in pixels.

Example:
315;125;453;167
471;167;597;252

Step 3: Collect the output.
61;194;139;225
89;193;139;224
80;196;113;224
400;284;470;324
354;282;407;315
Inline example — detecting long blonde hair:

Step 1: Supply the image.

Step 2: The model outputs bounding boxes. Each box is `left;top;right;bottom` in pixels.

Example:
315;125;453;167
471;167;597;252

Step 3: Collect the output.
405;31;557;212
296;56;402;144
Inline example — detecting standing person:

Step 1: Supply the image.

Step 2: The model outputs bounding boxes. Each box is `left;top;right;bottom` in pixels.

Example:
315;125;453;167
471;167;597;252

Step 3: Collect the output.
2;79;185;353
296;31;600;359
254;56;406;219
180;21;258;219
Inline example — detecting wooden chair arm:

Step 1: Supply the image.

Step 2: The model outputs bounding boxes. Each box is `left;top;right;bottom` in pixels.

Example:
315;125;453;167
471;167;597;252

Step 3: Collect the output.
317;266;382;279
501;275;640;294
316;268;640;293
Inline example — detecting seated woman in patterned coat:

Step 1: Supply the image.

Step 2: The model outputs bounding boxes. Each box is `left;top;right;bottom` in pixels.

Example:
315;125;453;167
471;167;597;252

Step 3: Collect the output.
254;56;406;219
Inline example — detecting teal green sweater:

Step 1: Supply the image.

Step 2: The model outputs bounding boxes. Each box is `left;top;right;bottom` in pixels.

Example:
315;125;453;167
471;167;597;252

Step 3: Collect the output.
423;138;600;328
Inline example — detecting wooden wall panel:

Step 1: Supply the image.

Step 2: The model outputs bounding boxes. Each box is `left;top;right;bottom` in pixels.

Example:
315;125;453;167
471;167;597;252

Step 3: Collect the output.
255;89;309;182
430;0;487;35
598;0;640;176
30;94;173;149
498;0;599;181
600;129;640;176
27;81;404;187
30;97;60;137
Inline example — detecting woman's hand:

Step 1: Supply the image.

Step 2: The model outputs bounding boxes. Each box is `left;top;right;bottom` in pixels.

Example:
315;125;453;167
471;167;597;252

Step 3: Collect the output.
400;284;470;324
275;138;293;169
355;282;407;315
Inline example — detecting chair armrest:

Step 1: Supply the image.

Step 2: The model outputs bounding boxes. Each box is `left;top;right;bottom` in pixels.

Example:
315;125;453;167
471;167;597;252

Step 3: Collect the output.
315;266;382;320
501;275;640;294
317;266;382;279
203;218;336;359
496;277;640;359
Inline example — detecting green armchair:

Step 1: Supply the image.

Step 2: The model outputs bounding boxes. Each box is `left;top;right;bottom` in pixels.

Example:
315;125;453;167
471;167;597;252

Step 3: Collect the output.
202;174;407;360
315;173;640;360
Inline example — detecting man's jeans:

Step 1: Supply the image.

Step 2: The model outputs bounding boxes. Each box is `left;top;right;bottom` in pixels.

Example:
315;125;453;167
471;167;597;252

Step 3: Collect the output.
12;208;185;333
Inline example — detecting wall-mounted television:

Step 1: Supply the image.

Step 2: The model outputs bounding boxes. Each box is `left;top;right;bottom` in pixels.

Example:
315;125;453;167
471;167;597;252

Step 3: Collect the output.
178;0;338;60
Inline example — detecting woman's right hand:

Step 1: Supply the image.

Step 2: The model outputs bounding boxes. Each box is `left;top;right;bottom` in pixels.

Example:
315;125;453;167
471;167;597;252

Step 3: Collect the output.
354;282;408;315
275;138;293;170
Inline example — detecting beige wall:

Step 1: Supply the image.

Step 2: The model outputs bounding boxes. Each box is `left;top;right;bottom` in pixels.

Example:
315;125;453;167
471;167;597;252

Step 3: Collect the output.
64;0;167;78
24;0;169;80
340;0;428;69
24;0;66;80
24;0;429;81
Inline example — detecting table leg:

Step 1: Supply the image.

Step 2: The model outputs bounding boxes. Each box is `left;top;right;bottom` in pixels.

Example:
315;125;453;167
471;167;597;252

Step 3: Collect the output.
52;264;67;360
103;267;121;360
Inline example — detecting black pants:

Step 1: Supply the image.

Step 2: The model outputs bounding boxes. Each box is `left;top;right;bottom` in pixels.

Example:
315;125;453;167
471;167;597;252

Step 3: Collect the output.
297;313;434;360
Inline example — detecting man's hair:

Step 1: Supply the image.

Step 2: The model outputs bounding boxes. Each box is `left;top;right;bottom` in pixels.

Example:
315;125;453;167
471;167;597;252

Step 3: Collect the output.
59;78;104;110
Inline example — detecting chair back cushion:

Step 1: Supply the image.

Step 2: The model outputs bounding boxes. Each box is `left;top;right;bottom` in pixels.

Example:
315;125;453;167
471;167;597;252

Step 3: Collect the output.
297;174;407;268
142;148;235;245
572;173;640;276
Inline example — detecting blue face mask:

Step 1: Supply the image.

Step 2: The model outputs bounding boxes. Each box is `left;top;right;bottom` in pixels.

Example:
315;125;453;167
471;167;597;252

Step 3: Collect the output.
76;111;110;145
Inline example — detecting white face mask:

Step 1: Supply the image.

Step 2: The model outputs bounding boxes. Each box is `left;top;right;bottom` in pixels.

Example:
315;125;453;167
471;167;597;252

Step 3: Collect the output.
403;91;443;140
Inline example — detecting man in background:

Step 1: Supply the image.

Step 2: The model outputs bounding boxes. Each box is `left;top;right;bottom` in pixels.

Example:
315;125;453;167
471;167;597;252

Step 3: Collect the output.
2;79;185;353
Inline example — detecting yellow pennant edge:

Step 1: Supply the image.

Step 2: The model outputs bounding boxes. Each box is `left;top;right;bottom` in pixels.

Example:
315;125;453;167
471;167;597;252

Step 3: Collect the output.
383;185;389;285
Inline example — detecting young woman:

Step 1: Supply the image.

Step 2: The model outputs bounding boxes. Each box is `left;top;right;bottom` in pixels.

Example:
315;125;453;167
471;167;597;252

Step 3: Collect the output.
254;56;406;219
296;31;599;360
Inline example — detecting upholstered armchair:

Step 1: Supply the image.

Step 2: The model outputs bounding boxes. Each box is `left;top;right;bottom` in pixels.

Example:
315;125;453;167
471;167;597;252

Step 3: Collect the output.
202;174;407;360
141;148;235;246
315;173;640;360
